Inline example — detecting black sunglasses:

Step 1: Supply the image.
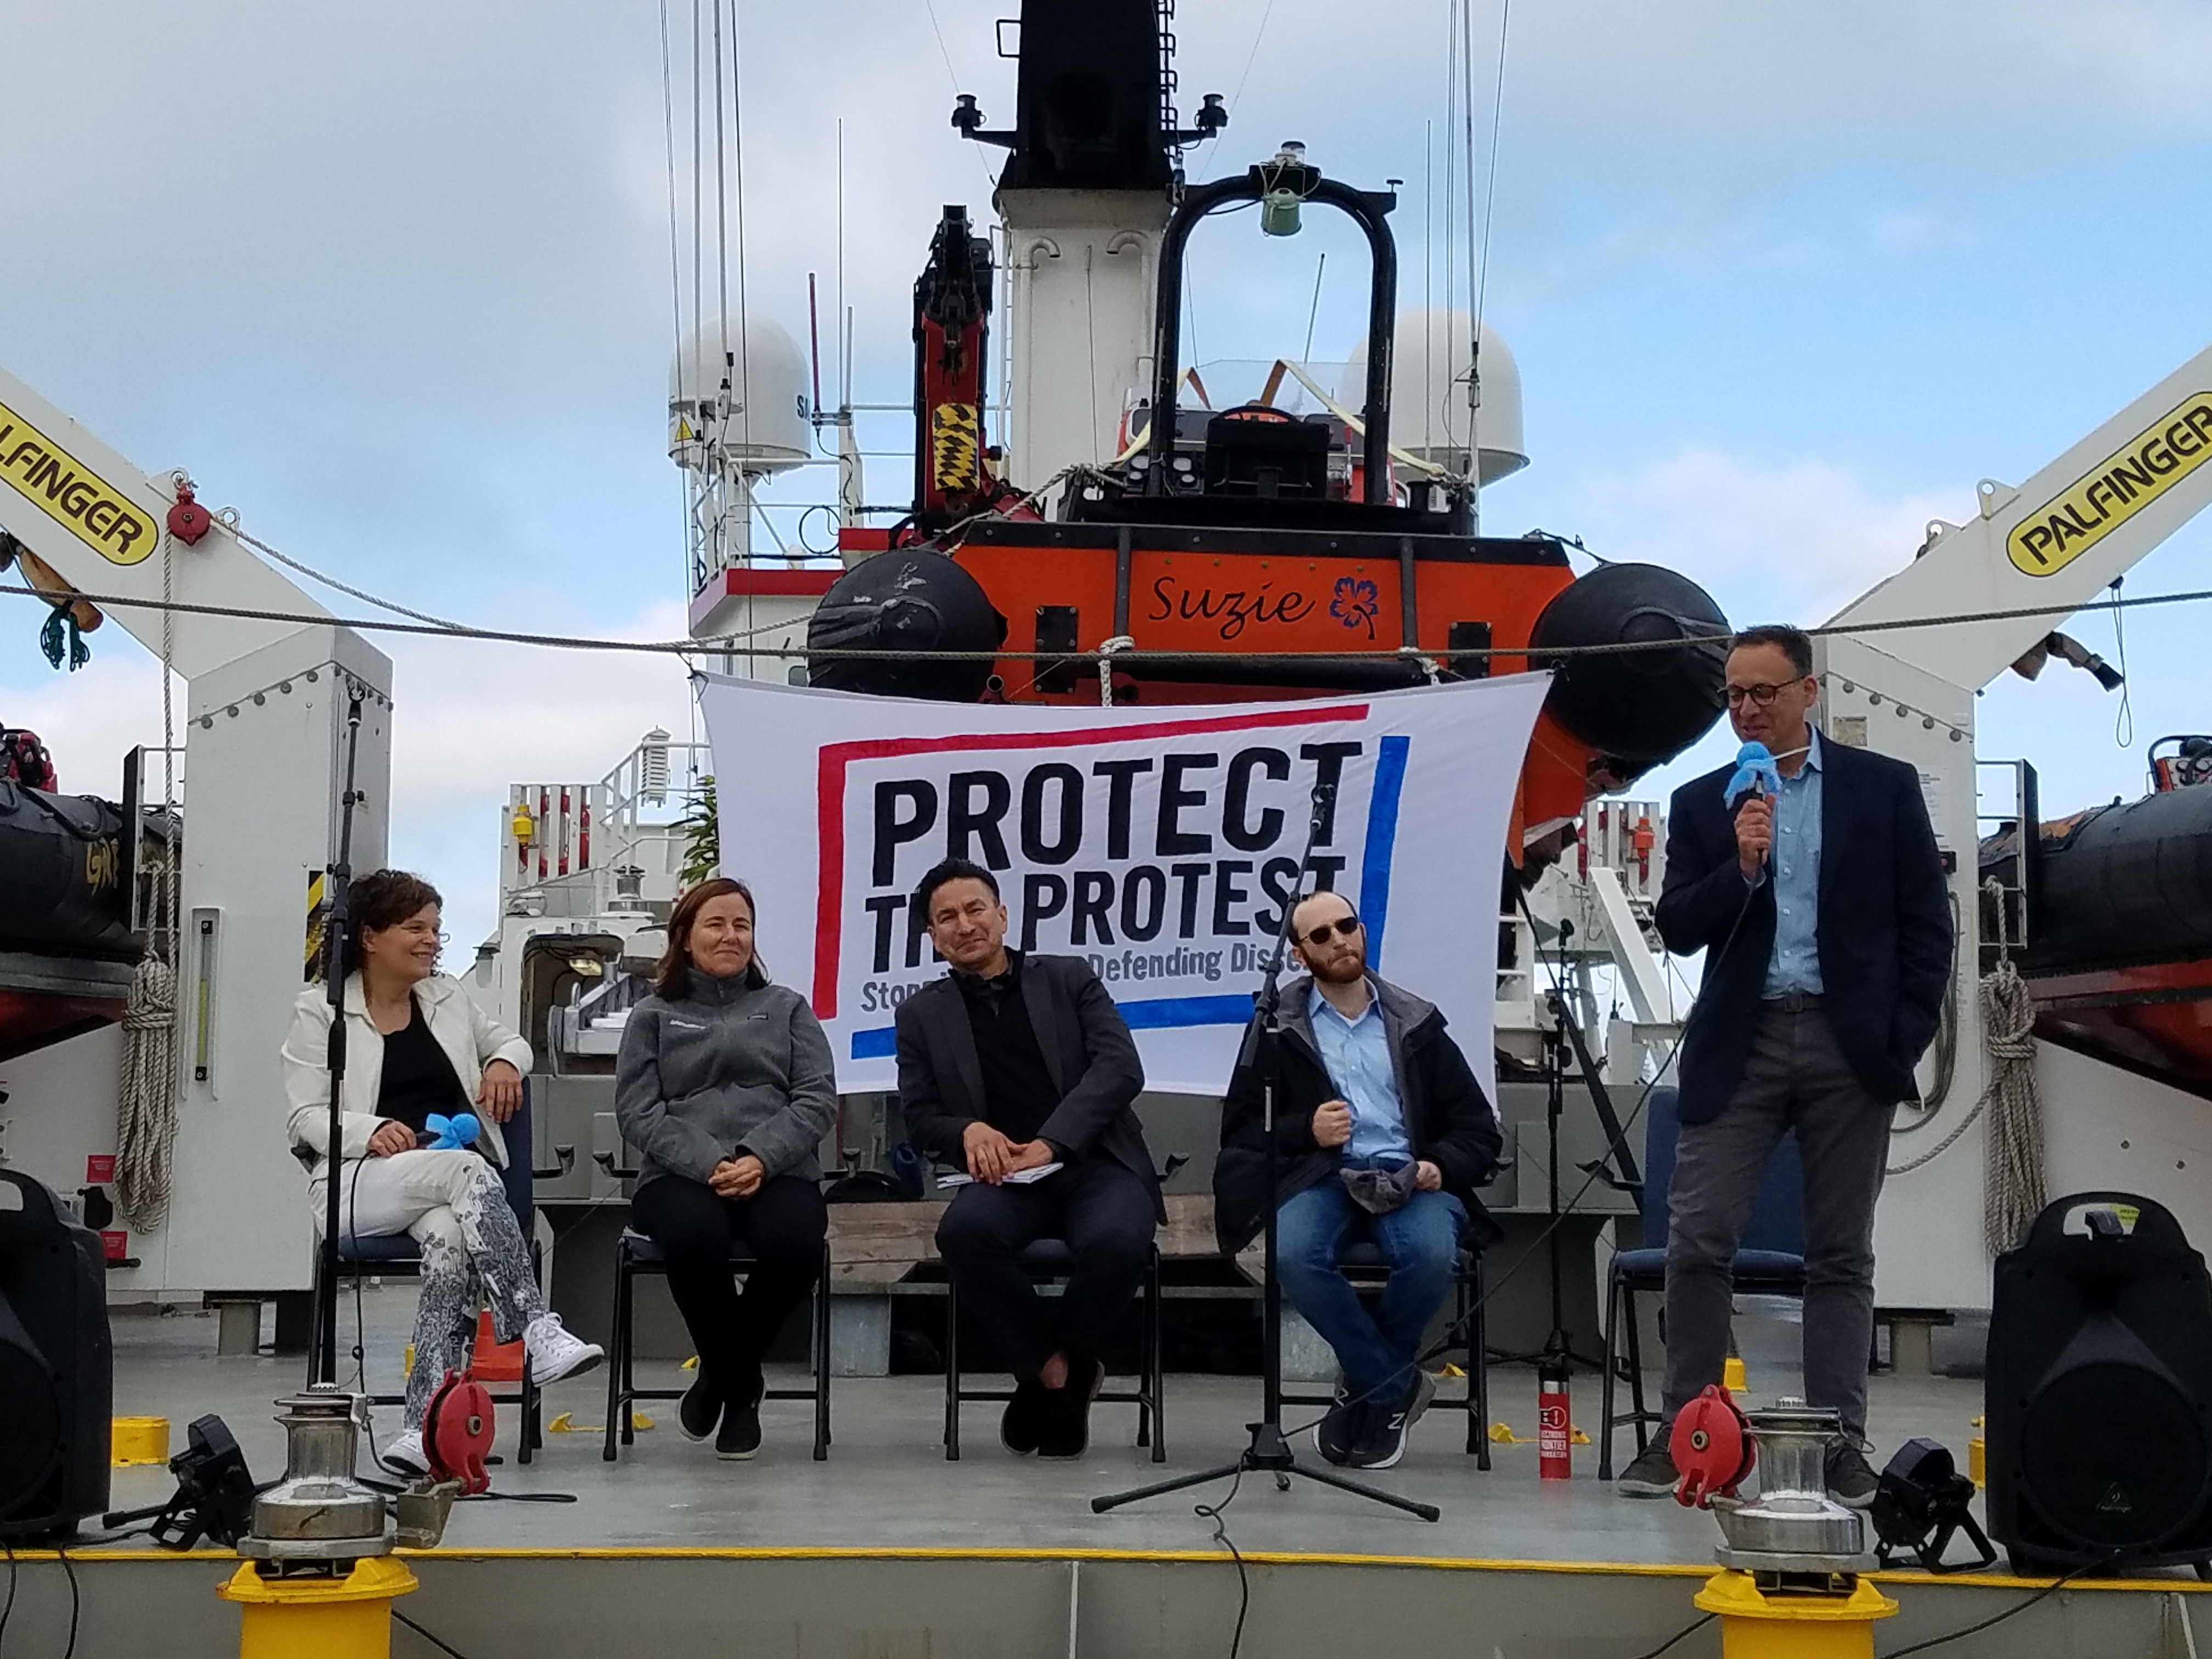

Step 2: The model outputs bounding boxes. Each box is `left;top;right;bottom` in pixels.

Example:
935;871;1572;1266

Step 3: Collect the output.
1299;915;1362;948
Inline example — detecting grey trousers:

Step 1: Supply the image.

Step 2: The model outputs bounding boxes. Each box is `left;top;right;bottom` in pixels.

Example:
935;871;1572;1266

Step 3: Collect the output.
1661;1002;1891;1440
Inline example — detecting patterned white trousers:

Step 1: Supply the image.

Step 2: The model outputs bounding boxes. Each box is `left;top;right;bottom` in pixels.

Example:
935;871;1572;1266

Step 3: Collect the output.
312;1148;542;1426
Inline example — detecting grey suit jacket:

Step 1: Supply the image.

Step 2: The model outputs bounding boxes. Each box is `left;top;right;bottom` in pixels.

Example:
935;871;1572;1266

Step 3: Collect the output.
894;952;1163;1219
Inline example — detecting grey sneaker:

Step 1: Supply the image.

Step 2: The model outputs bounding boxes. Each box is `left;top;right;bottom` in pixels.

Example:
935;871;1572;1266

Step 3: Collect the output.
1826;1442;1878;1509
1402;1369;1437;1430
1616;1440;1680;1498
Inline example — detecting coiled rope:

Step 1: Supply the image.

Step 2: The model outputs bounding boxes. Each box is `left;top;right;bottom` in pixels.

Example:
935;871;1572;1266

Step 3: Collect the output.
1978;943;2047;1255
1885;879;2047;1253
115;520;184;1232
116;955;177;1230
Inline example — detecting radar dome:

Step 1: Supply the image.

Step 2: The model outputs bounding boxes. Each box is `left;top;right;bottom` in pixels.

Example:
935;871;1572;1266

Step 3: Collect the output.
669;312;811;476
1341;307;1526;486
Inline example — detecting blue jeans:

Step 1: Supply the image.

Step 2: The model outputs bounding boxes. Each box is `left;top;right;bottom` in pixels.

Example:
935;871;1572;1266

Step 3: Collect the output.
1275;1165;1466;1403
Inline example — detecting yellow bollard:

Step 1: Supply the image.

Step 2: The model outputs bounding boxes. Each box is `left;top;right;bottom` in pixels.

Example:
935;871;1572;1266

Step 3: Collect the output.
219;1558;419;1659
111;1416;171;1466
1694;1570;1897;1659
1723;1356;1750;1395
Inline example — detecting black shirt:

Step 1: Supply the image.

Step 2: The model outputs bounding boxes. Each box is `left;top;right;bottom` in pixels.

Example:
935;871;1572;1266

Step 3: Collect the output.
376;995;469;1138
955;952;1064;1147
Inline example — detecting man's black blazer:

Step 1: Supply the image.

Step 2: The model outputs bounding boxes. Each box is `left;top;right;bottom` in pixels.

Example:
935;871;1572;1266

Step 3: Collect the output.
1657;736;1952;1126
894;952;1164;1218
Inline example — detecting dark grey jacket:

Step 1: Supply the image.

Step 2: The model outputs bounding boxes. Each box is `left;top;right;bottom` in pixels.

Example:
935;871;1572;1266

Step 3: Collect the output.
895;952;1163;1220
614;967;838;1190
1215;973;1503;1253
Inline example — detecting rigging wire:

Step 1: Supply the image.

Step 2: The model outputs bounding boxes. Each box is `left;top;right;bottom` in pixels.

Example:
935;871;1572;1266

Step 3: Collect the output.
690;0;703;392
659;0;685;415
1472;0;1509;342
922;0;999;190
711;0;729;381
10;579;2212;667
1192;0;1278;174
233;524;468;632
1469;0;1510;469
726;0;752;467
2109;574;2134;747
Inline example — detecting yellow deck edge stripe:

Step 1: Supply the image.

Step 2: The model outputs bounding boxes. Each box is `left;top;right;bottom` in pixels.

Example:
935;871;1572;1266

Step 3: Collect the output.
21;1545;2211;1590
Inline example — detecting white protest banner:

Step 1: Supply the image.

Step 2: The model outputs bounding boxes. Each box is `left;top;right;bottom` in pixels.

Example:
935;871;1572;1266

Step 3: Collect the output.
696;672;1552;1097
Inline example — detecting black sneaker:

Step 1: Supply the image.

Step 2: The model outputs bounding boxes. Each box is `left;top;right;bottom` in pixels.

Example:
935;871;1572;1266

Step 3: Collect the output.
1314;1398;1361;1466
1616;1440;1680;1498
1348;1375;1429;1470
716;1374;765;1461
1826;1442;1878;1509
1037;1360;1104;1460
1000;1377;1048;1455
678;1373;721;1443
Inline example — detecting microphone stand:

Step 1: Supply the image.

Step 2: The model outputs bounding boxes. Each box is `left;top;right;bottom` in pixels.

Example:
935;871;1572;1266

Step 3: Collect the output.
309;691;367;1389
1094;781;1440;1522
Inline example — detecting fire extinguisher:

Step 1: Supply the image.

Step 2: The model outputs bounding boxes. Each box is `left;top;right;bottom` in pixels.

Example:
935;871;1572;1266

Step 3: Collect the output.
1538;1356;1572;1480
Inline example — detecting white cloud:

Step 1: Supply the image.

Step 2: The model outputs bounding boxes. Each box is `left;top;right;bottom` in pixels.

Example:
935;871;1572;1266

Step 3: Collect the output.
1183;0;2212;171
1537;445;1959;623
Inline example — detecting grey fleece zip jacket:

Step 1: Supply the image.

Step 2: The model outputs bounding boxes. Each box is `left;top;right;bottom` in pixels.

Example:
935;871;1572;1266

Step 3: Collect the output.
613;968;838;1190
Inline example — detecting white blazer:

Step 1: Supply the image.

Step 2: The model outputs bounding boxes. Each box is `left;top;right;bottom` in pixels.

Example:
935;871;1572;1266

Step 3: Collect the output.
282;972;532;1175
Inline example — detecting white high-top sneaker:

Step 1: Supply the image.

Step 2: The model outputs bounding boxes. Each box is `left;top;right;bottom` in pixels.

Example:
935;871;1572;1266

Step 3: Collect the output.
381;1429;430;1477
522;1312;603;1385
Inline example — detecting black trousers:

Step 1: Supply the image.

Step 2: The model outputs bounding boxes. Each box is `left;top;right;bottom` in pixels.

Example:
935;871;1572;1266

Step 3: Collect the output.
935;1159;1156;1381
629;1173;827;1398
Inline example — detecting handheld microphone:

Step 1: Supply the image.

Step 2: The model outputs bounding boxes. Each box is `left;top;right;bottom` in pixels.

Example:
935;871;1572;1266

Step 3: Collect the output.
1723;741;1781;808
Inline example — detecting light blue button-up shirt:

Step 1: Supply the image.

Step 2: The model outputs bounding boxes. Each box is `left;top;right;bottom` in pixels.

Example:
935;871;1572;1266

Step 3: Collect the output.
1754;729;1825;997
1307;983;1413;1161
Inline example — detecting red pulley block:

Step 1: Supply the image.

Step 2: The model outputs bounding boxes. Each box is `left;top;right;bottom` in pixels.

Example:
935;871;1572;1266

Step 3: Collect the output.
1671;1384;1754;1508
422;1370;495;1495
166;481;213;545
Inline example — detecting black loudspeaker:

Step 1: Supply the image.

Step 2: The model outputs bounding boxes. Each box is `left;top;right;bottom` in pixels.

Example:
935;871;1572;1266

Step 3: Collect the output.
0;1169;111;1539
1987;1192;2212;1576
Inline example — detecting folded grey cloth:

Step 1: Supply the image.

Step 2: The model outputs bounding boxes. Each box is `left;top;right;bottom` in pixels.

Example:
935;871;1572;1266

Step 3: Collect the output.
1340;1160;1420;1216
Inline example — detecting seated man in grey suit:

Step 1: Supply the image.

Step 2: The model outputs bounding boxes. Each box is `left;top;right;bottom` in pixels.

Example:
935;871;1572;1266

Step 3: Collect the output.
896;858;1163;1459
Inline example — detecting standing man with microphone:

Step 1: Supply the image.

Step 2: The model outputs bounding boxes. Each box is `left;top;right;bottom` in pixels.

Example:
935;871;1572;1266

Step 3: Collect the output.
1616;624;1951;1505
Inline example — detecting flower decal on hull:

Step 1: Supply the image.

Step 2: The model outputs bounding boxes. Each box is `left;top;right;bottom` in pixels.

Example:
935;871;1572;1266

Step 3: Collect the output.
1330;576;1381;640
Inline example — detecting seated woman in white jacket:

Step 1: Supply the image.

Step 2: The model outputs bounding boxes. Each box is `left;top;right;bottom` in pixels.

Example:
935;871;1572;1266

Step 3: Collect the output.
282;868;600;1474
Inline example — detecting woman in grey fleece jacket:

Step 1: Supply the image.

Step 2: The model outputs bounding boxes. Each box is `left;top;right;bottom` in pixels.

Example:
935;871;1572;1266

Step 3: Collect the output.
616;877;836;1458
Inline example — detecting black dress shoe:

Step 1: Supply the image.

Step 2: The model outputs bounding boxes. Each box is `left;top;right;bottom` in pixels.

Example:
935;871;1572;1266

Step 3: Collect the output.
679;1373;722;1443
1038;1361;1104;1460
1001;1377;1049;1455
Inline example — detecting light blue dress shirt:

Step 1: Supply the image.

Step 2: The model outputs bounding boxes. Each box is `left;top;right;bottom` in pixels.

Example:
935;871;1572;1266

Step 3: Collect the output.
1753;729;1825;997
1307;983;1413;1161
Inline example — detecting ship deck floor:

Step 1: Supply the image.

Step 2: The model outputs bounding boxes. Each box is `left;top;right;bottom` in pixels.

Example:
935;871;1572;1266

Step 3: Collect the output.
8;1289;2199;1659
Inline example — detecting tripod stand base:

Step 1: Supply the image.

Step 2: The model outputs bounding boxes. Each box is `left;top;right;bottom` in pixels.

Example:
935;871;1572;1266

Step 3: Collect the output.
1091;1421;1441;1522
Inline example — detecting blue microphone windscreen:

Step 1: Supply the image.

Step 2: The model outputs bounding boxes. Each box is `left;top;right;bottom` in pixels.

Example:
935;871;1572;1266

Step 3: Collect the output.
1736;740;1774;765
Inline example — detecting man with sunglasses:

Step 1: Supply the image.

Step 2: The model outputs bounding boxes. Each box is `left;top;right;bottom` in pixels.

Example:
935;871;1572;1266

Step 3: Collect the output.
1616;624;1950;1506
1214;890;1502;1470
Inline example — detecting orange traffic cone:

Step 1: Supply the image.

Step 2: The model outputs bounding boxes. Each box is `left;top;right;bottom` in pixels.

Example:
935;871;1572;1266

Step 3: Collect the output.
471;1310;525;1382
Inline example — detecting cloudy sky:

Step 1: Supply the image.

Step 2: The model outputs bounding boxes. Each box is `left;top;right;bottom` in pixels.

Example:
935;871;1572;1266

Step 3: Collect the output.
4;0;2210;953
